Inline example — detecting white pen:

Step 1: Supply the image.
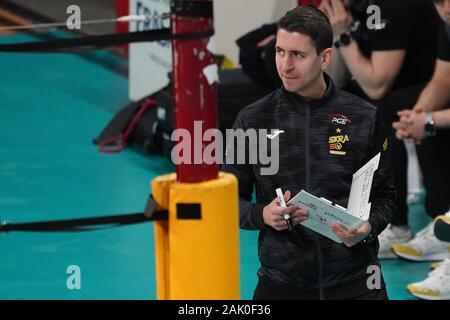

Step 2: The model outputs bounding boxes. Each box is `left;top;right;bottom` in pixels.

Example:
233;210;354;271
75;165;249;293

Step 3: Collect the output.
276;188;294;231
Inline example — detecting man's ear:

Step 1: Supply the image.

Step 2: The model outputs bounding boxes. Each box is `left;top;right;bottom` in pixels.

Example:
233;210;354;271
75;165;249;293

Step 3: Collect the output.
320;47;333;70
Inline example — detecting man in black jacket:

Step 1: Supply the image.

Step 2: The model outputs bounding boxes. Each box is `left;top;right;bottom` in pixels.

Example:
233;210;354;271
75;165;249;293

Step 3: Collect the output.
222;6;395;300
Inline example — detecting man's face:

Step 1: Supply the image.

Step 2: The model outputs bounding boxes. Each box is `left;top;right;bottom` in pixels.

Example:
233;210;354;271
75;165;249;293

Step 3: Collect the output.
275;29;327;94
435;0;450;26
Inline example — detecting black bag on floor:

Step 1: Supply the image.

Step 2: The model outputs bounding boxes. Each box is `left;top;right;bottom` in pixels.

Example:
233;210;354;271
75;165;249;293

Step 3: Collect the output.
94;69;271;159
93;86;174;158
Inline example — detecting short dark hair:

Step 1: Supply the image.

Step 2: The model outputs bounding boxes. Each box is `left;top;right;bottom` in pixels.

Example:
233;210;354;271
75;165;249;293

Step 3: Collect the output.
277;5;333;54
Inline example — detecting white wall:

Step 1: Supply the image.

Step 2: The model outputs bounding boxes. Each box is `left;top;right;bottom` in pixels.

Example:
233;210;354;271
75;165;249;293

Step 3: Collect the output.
213;0;297;66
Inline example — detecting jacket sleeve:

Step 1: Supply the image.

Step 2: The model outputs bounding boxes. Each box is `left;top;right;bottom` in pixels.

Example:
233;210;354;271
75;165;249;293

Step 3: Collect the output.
221;114;267;230
365;110;397;237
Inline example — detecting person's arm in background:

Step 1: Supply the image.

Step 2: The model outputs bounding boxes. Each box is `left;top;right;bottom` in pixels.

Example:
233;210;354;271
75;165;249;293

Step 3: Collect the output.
319;0;352;87
416;0;450;112
325;43;352;88
393;19;450;142
321;0;406;100
338;46;405;100
394;58;450;141
413;59;450;112
393;107;450;143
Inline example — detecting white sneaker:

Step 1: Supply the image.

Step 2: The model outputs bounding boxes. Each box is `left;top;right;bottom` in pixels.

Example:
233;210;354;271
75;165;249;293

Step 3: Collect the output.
378;224;413;259
407;258;450;300
392;221;450;261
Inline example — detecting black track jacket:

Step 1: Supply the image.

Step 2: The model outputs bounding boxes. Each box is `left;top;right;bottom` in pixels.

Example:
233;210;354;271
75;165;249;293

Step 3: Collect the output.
222;73;396;292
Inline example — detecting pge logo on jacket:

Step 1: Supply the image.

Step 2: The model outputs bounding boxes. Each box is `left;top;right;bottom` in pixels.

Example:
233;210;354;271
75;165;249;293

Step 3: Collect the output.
331;114;352;125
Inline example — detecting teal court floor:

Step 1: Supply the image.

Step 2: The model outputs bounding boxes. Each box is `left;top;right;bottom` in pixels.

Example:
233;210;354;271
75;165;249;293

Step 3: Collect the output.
0;33;436;300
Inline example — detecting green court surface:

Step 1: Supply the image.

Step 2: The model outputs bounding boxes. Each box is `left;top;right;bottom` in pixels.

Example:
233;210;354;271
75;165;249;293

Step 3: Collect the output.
0;33;435;300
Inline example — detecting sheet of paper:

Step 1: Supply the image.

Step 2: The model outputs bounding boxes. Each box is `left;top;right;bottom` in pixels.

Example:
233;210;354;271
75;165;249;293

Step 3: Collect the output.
347;153;380;220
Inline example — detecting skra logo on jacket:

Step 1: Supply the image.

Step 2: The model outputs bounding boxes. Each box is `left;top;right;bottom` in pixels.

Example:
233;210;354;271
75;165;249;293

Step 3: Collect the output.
329;114;352;156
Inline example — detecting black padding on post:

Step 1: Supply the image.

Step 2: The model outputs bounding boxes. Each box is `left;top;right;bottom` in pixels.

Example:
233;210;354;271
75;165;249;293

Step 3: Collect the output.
176;203;202;219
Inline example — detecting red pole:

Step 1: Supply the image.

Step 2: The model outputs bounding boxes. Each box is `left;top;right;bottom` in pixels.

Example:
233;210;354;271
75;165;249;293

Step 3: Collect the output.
171;0;218;183
116;0;129;53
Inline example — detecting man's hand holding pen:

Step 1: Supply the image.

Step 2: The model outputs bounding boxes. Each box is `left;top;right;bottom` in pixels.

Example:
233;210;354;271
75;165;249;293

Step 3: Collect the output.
263;190;309;231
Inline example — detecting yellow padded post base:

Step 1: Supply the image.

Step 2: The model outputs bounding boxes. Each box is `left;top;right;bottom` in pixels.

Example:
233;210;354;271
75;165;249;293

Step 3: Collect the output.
151;172;240;300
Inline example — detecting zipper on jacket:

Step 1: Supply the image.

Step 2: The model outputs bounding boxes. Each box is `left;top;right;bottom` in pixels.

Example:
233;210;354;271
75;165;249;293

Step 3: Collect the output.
305;104;310;191
316;236;324;299
305;103;324;300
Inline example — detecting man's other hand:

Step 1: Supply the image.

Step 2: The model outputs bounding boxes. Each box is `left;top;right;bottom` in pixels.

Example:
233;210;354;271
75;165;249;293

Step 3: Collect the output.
331;222;372;247
263;190;308;231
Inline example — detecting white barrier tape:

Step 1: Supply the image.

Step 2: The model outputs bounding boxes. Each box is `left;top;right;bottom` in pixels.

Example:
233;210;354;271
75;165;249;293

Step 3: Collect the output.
0;14;170;31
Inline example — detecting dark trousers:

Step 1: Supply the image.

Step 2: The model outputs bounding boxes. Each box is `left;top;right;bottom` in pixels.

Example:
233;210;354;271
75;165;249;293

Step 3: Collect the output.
253;277;389;300
416;129;450;217
385;126;409;225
